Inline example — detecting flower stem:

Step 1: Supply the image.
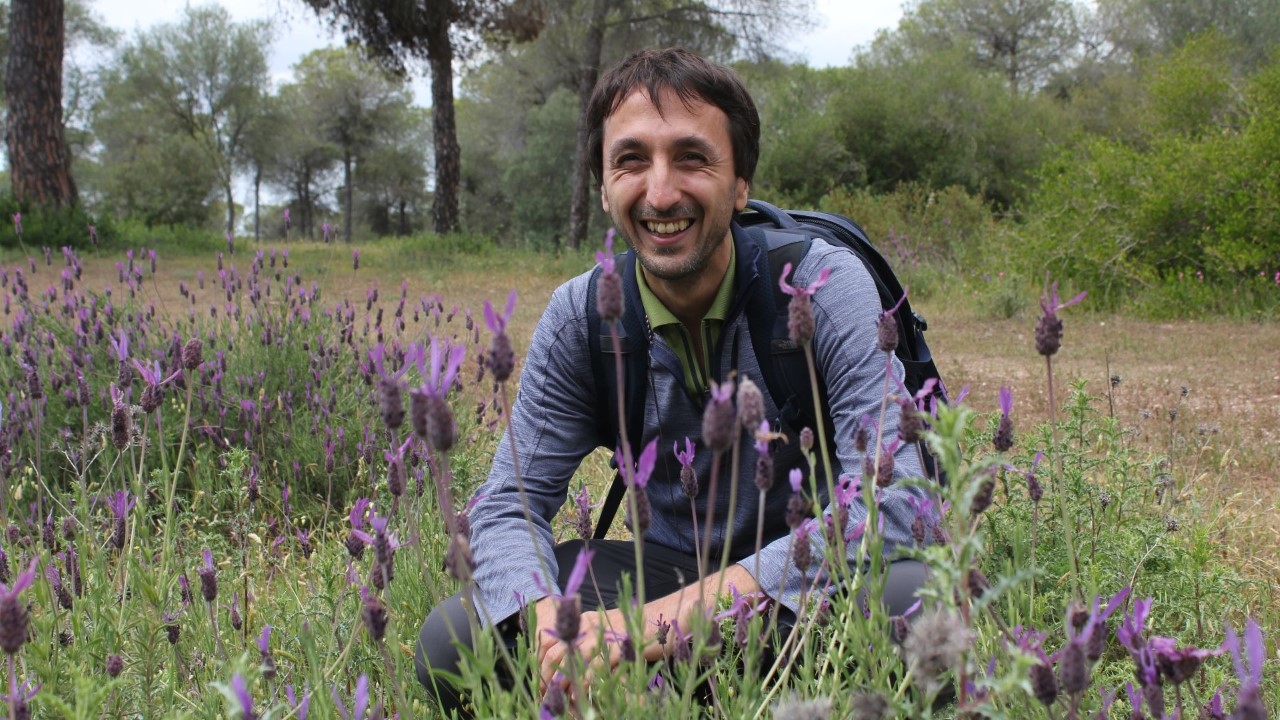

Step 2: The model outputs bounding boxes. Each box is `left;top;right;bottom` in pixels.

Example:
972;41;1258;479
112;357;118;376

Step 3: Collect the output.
1046;355;1081;601
162;377;197;574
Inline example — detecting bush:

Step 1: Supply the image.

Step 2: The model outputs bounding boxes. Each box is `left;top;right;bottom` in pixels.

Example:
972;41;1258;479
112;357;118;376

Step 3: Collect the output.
0;196;108;252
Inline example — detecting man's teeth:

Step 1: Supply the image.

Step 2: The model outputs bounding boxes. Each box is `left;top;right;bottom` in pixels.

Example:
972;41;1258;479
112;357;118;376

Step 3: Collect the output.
644;220;691;235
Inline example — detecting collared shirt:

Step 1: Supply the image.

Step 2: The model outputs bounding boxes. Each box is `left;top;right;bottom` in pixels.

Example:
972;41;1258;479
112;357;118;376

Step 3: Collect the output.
635;243;737;395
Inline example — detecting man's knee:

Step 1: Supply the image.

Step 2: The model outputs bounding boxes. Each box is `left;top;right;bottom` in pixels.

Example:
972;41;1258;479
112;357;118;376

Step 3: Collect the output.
414;593;473;711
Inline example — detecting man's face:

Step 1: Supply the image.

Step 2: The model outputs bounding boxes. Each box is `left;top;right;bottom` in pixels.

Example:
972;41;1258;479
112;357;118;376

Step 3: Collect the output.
600;88;748;284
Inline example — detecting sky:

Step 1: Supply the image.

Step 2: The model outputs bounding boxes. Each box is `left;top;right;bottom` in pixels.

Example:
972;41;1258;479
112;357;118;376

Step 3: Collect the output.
88;0;907;103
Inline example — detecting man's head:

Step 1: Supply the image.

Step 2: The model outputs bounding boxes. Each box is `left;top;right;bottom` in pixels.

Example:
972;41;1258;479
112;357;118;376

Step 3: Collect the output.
588;48;760;286
586;48;760;187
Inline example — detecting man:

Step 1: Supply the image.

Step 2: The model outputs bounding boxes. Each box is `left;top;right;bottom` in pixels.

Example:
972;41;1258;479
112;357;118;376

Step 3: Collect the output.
415;47;930;712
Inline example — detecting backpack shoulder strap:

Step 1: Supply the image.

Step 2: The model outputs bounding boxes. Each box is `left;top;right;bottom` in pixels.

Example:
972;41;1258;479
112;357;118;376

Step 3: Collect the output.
587;250;649;539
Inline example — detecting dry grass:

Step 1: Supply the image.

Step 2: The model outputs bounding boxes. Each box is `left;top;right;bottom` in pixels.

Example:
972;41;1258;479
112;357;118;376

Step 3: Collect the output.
13;241;1277;583
920;301;1280;584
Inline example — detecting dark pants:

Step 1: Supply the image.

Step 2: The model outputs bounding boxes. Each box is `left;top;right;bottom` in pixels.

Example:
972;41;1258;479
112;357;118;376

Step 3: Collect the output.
413;539;928;716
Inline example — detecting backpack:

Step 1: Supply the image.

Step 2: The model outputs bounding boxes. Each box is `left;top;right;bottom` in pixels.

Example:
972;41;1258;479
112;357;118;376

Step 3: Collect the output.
585;199;947;539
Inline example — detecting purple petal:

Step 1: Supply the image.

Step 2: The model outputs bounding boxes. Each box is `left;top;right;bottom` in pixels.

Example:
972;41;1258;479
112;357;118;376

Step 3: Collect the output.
258;625;271;655
563;547;595;597
633;438;658;489
778;262;797;296
998;386;1013;416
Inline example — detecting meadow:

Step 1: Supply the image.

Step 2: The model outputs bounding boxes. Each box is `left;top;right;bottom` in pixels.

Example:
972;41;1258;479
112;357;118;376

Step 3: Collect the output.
0;232;1275;719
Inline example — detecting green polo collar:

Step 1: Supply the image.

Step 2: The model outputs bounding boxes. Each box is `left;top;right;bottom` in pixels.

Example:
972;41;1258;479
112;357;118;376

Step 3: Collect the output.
636;243;737;395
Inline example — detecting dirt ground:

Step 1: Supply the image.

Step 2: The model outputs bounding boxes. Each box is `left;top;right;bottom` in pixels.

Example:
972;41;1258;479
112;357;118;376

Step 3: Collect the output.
920;300;1280;582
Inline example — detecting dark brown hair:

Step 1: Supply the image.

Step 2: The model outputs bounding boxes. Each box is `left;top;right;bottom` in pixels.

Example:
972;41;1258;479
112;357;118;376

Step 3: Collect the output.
586;47;760;186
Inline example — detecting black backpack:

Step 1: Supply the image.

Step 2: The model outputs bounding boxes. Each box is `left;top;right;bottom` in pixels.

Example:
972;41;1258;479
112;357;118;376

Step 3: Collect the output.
585;199;947;538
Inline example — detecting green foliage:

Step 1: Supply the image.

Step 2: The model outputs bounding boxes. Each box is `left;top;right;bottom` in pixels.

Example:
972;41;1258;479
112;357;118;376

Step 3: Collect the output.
503;88;580;247
0;195;106;250
1014;48;1280;310
738;61;860;208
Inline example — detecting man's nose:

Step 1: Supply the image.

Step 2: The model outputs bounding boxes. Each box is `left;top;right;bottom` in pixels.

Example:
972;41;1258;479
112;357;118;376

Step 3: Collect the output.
644;160;681;210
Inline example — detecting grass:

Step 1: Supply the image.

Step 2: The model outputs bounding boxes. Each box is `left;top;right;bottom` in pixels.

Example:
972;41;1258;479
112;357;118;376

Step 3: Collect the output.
0;233;1275;718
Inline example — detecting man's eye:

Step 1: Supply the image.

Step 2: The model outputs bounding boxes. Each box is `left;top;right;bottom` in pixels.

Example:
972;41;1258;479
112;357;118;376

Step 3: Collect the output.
615;154;642;167
679;153;707;163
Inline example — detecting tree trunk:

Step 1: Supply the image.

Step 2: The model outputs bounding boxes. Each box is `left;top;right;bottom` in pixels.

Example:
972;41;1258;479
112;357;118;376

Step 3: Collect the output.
398;199;408;236
5;0;77;209
426;13;460;235
343;149;354;243
225;181;236;237
253;166;261;243
566;0;610;250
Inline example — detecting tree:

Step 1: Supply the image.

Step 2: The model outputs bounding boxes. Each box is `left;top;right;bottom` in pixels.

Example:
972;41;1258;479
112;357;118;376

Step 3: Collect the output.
300;0;544;235
262;83;339;240
292;47;411;242
5;0;77;208
113;5;271;234
892;0;1080;94
355;103;430;236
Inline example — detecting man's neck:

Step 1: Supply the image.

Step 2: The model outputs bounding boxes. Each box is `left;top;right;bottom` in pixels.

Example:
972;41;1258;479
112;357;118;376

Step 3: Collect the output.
641;234;733;328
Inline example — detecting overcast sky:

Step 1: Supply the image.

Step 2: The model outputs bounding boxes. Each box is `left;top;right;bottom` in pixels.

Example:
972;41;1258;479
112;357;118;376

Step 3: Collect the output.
89;0;906;101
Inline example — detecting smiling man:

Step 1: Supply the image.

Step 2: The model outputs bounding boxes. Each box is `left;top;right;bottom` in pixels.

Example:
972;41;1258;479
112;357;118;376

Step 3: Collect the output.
414;48;932;715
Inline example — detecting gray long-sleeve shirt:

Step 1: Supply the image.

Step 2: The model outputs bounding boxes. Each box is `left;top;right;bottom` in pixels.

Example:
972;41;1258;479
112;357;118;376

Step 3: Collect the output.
467;225;928;625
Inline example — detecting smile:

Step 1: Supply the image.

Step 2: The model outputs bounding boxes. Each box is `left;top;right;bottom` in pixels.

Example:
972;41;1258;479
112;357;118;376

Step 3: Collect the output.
643;219;692;235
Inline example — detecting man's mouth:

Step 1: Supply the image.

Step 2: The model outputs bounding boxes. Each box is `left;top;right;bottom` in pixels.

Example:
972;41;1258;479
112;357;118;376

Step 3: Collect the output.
642;219;692;235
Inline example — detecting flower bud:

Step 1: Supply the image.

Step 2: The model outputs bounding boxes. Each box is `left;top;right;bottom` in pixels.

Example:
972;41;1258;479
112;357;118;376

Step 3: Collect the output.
198;567;217;603
876;313;898;353
140;384;163;414
1086;622;1108;662
624;486;651;535
555;595;581;645
994;414;1014;453
799;427;814;453
542;682;567;718
702;387;737;454
792;530;811;573
785;492;809;530
361;590;387;642
379;380;404;431
487;332;515;384
182;338;203;370
897;398;924;444
972;472;995;515
596;271;623;323
1035;312;1063;357
967;567;990;599
106;653;124;678
680;465;698;500
1029;661;1058;706
753;451;774;493
111;405;131;450
117;361;133;390
736;377;764;433
1059;642;1090;696
425;394;458;453
787;294;815;345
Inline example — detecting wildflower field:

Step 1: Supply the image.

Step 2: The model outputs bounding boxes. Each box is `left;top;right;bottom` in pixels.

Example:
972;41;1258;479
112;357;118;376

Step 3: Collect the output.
0;234;1276;719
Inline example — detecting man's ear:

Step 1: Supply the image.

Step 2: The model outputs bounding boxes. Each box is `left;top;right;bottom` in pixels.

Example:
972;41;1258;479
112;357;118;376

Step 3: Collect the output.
734;178;749;212
600;184;610;214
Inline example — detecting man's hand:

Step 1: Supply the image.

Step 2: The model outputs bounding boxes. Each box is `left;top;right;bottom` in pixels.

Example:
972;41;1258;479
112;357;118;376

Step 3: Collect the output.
531;565;764;693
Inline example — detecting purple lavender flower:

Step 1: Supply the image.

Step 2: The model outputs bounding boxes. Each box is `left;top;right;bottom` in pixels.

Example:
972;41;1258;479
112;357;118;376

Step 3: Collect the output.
259;625;277;680
702;378;737;453
106;653;123;678
359;587;387;642
676;437;698;499
623;438;658;534
1035;275;1086;356
332;674;369;720
994;386;1014;452
198;549;217;602
573;485;596;541
108;490;134;550
0;560;37;654
1025;452;1045;504
11;213;20;237
876;290;908;353
778;262;832;345
230;674;256;720
1224;618;1268;719
753;421;774;492
1147;635;1221;685
482;290;517;384
285;685;311;720
537;547;594;646
595;229;623;322
736;376;764;433
352;249;360;271
410;337;466;452
0;678;39;719
785;468;810;529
